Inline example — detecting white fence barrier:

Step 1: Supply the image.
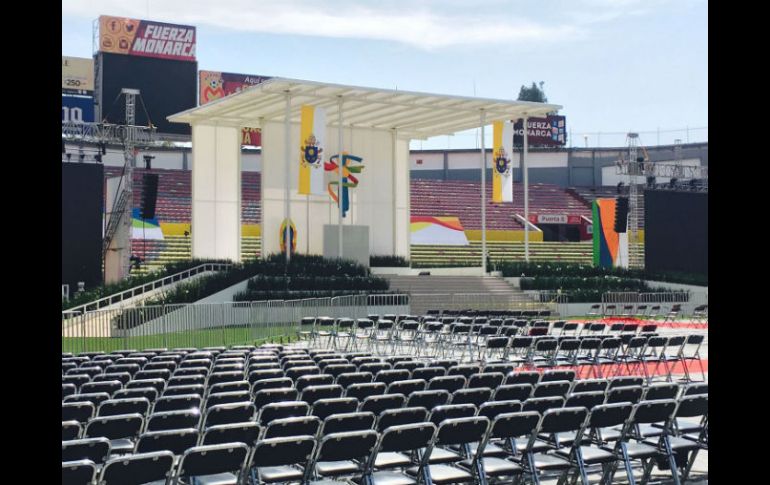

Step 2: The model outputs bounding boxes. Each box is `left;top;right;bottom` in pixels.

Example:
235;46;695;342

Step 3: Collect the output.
61;294;410;353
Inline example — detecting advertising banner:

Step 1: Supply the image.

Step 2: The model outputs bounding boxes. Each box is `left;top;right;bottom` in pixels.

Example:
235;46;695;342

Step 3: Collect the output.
513;115;567;146
99;15;196;62
62;94;95;123
199;71;272;145
62;56;94;94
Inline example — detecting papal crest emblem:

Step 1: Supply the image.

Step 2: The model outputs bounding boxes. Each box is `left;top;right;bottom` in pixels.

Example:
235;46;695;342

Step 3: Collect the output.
302;134;323;168
494;148;510;175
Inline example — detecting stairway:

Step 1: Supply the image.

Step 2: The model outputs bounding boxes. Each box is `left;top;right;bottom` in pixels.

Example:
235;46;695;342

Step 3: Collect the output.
385;275;549;315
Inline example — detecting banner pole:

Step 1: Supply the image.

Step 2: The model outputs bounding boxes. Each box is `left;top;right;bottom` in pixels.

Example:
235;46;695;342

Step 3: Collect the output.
306;194;310;254
284;91;291;263
523;115;529;263
392;128;397;257
480;109;487;274
338;96;344;259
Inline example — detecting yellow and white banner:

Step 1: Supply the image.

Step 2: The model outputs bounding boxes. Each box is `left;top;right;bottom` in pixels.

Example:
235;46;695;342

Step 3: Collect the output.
299;105;326;195
492;120;514;203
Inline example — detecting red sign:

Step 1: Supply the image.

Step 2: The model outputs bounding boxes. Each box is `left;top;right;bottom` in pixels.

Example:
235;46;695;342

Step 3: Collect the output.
99;16;196;62
199;71;272;146
529;214;583;224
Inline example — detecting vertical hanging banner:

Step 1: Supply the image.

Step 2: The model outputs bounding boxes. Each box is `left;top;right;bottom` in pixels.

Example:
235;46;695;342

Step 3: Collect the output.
492;120;514;202
298;105;327;195
325;153;364;218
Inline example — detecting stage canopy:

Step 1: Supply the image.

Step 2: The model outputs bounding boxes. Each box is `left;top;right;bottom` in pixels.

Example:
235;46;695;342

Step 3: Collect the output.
169;78;561;263
169;77;561;140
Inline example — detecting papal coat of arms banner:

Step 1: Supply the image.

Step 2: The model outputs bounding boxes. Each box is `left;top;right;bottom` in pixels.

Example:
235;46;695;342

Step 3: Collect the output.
299;105;327;195
492;120;514;203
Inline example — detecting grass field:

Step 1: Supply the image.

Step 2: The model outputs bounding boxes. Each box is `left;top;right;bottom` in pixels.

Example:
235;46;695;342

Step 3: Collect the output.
61;324;307;354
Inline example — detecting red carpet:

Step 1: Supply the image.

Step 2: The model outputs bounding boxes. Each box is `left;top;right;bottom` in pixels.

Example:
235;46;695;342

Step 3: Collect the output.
519;359;709;379
569;317;708;330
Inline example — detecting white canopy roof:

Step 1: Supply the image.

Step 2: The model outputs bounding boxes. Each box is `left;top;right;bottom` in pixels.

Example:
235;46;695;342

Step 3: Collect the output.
168;77;561;140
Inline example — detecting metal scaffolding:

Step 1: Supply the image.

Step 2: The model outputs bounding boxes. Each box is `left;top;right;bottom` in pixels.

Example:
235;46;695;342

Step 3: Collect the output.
62;89;157;281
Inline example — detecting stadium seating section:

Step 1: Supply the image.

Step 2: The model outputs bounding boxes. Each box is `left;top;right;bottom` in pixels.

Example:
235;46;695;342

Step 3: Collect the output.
105;168;645;269
105;167;261;224
411;179;592;230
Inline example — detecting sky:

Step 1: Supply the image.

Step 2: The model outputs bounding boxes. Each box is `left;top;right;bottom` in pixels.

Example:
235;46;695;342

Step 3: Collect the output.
62;0;707;149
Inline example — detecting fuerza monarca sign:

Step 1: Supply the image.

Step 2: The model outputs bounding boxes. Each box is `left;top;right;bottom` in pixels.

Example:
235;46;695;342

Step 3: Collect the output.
99;15;196;62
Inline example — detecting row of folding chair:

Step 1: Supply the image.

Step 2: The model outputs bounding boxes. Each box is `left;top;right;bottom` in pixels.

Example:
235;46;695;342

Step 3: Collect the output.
588;304;668;318
298;319;702;377
64;374;707;449
64;392;707;485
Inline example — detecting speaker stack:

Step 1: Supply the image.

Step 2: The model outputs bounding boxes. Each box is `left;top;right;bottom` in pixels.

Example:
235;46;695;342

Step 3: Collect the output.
614;196;629;233
140;174;159;220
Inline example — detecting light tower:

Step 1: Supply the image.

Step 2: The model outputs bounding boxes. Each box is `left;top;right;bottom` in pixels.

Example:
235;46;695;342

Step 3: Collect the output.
625;132;643;268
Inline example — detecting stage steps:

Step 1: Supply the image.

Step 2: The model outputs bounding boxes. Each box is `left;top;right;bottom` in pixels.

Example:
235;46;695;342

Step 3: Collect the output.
384;275;548;315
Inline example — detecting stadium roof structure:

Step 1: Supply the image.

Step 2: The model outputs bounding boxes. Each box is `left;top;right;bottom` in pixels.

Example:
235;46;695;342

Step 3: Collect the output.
168;77;561;140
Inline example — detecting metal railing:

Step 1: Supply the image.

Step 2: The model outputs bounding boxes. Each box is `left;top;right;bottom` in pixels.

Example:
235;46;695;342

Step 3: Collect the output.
61;121;157;145
410;293;553;315
601;291;707;317
64;263;232;314
61;294;410;354
602;291;692;304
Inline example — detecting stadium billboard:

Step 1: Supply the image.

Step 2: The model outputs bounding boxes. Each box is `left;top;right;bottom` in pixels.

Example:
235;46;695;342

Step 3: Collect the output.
99;15;196;62
62;94;95;124
199;71;272;146
513;115;567;146
62;56;94;94
96;52;197;135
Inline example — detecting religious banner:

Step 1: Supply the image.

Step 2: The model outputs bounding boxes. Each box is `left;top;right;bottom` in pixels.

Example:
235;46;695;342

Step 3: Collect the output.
298;105;327;195
325;153;364;218
492;120;514;202
280;218;297;254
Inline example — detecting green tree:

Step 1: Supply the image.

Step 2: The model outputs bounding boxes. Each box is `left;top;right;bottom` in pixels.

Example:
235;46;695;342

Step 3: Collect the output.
517;81;548;103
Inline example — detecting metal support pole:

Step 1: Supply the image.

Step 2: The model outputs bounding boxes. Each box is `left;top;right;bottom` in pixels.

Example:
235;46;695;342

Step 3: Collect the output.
391;128;398;256
338;96;344;259
479;110;487;273
523;115;530;263
284;91;291;263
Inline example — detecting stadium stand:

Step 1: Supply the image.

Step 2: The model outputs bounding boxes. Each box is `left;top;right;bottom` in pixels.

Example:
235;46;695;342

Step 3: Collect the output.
104;167;261;224
105;168;649;269
109;169;591;232
411;179;592;230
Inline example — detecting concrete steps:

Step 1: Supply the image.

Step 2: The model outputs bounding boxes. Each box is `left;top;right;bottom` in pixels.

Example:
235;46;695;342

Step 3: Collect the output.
384;275;546;315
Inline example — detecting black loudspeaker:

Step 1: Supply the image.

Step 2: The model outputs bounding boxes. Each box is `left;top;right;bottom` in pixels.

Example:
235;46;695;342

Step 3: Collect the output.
614;196;629;233
141;174;159;220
